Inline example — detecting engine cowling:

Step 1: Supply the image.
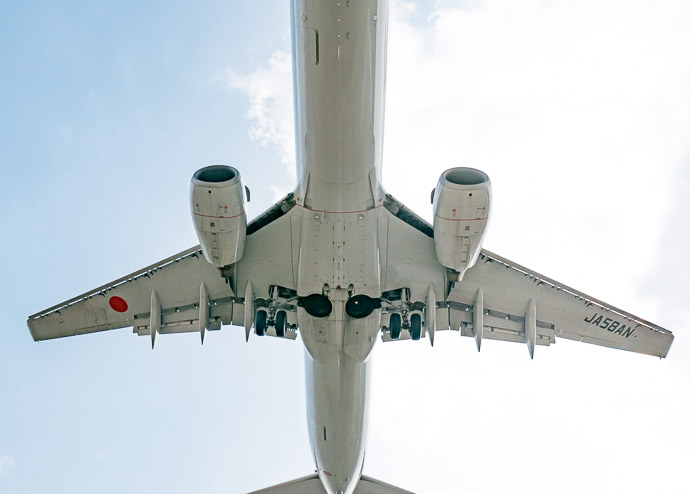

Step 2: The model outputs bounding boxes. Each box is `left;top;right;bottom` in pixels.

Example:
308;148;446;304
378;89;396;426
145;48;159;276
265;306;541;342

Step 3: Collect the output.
432;167;491;280
190;165;247;268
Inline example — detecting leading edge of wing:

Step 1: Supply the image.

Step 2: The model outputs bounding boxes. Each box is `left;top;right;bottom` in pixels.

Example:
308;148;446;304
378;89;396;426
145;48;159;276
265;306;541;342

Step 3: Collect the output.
478;249;674;355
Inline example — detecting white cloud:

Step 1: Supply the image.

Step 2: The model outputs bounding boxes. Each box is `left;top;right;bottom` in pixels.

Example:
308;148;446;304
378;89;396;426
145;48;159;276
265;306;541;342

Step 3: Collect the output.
270;184;291;202
225;50;296;175
0;455;15;478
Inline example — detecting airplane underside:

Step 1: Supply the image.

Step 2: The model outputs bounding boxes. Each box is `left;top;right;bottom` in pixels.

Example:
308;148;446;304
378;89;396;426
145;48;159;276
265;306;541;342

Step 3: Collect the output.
25;0;673;493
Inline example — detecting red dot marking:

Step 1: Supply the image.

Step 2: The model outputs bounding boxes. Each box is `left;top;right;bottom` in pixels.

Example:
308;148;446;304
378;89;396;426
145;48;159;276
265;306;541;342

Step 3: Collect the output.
109;296;128;313
323;471;332;477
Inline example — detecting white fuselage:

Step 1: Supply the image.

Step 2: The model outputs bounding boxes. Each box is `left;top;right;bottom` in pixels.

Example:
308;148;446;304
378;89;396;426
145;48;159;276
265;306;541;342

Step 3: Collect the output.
290;1;389;493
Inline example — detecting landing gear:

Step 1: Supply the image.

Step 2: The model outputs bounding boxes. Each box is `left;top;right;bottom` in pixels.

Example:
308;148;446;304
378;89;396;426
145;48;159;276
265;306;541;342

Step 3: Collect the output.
410;313;422;341
389;313;402;340
255;310;267;336
275;310;286;338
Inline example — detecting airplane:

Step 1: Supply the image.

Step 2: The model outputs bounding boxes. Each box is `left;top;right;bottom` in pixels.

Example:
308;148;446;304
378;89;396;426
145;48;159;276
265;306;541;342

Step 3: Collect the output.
26;1;674;493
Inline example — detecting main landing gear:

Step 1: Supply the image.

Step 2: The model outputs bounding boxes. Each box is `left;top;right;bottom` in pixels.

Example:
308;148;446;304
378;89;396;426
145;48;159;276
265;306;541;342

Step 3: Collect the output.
253;285;296;338
384;288;425;341
254;309;288;337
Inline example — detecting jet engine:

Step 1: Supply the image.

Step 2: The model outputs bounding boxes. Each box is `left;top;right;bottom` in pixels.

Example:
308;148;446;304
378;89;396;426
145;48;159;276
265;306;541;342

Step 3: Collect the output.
190;165;247;268
432;167;491;280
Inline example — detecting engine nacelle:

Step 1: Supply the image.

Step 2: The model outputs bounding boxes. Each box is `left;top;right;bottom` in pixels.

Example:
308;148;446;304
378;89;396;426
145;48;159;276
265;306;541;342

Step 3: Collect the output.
190;165;247;268
432;167;491;279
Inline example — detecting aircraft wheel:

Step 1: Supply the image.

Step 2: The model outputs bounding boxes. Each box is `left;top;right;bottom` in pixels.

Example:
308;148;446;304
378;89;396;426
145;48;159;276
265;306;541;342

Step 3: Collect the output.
410;313;422;341
389;313;402;340
275;310;287;338
255;310;267;336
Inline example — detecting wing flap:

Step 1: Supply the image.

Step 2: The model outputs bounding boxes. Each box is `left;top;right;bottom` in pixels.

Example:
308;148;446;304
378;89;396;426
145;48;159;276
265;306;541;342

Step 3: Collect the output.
442;300;557;347
131;295;233;336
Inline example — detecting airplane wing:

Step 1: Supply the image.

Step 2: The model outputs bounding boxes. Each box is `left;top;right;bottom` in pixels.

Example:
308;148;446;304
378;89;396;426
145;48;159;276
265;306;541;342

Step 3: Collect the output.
249;474;414;494
27;198;298;344
445;249;673;358
379;197;674;358
27;245;231;342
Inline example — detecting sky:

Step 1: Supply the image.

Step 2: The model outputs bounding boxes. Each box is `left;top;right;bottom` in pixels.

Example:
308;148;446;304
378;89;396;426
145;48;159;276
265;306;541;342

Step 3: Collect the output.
1;0;689;493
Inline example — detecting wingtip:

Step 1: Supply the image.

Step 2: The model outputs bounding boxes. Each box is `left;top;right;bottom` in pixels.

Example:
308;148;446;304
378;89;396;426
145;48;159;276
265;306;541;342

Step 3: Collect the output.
27;319;39;343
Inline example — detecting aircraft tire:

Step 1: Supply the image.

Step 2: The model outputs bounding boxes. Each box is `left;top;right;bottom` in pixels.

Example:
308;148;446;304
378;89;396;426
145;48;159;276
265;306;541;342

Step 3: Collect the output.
256;310;267;336
410;313;422;340
275;310;286;337
390;313;402;340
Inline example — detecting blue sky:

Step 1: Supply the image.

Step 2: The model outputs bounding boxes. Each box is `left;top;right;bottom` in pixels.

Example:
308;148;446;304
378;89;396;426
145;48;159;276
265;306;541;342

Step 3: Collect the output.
2;1;690;493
